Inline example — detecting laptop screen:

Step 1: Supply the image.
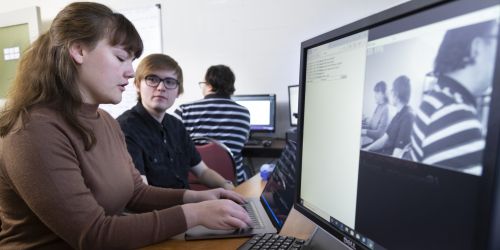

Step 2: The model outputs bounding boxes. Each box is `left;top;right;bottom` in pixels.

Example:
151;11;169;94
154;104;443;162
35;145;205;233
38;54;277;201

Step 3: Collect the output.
260;139;298;230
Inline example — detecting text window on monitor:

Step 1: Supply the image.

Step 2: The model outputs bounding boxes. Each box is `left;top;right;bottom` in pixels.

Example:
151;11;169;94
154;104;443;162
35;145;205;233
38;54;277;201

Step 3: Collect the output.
237;100;270;126
301;31;368;228
232;94;276;133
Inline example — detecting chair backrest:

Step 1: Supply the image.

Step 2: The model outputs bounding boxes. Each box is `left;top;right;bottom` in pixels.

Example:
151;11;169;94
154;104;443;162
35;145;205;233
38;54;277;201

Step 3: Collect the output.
188;137;236;190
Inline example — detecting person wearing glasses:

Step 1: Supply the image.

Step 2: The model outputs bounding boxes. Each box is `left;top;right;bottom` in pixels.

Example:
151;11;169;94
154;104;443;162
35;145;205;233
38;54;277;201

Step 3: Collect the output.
117;54;235;190
0;3;250;249
410;20;499;175
174;65;251;184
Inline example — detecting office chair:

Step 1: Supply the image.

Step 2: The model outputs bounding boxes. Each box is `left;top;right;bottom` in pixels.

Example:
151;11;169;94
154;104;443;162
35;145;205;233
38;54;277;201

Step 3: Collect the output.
188;137;237;190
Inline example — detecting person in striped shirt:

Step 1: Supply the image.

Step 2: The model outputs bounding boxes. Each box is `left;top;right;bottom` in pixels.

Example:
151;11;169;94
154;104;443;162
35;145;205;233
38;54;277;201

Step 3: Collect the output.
175;65;251;184
410;20;499;175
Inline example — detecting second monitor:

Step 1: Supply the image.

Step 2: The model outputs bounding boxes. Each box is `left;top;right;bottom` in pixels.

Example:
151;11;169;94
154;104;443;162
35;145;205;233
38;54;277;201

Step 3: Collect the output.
288;85;299;127
232;94;276;133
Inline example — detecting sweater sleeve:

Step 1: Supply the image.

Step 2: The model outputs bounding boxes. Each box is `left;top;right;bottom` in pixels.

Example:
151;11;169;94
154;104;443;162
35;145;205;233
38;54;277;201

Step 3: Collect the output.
126;155;187;212
2;117;187;250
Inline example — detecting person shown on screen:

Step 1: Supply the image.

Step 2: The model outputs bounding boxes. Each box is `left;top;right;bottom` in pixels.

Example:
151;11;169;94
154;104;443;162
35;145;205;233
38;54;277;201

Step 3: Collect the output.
117;54;235;190
0;3;251;249
364;75;414;158
410;20;499;175
174;65;251;184
362;81;390;141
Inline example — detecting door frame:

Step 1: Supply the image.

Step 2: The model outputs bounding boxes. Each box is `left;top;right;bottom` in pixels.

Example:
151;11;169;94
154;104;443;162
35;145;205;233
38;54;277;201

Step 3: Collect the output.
0;6;41;43
0;6;41;105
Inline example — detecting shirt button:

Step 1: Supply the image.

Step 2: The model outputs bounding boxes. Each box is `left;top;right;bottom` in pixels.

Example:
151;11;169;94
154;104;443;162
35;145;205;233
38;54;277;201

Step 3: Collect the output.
153;158;158;163
170;158;173;162
163;140;167;144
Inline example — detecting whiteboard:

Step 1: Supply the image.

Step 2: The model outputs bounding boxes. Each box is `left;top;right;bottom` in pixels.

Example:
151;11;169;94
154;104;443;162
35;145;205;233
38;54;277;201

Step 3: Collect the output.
100;4;163;118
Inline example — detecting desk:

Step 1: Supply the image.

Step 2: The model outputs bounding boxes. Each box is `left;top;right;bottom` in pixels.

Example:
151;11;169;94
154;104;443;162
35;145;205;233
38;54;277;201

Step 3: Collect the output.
140;174;316;250
242;138;286;158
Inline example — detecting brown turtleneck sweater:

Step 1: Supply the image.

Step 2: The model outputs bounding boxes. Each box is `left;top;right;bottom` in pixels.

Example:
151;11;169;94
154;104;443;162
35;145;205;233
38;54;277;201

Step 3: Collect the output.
0;104;187;249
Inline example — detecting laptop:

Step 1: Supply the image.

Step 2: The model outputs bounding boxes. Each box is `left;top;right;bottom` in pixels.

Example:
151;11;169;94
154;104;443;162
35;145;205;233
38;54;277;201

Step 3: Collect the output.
185;140;298;240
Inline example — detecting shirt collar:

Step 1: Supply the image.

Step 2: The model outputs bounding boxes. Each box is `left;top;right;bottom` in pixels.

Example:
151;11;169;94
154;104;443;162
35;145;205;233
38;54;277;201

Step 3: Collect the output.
133;101;165;129
204;93;231;99
78;103;100;119
437;76;477;107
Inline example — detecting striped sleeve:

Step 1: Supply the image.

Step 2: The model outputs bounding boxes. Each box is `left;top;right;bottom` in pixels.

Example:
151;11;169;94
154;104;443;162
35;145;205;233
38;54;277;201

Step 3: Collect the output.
176;98;251;183
411;92;483;171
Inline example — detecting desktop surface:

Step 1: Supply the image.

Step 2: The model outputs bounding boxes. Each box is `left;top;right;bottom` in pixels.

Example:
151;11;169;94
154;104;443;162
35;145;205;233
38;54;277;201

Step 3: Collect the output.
242;138;286;158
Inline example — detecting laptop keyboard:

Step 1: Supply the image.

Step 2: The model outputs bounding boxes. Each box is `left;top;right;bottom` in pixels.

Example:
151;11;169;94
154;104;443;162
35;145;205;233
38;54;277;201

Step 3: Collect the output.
242;202;265;229
237;233;306;250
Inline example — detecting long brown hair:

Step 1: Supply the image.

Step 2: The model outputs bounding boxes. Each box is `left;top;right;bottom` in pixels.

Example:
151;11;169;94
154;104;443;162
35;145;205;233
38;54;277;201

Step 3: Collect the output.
0;2;143;150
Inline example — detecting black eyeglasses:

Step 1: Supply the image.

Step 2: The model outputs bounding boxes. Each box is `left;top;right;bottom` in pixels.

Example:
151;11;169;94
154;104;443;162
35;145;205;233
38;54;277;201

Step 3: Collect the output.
144;75;179;89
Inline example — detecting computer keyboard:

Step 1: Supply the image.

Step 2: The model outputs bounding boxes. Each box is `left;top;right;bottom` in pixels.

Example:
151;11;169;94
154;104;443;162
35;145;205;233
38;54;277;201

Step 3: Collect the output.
237;233;306;250
246;139;273;147
246;139;263;146
241;202;264;229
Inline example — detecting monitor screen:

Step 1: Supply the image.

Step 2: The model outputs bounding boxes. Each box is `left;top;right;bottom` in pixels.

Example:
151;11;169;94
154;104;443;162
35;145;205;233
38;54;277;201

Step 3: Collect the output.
296;1;500;250
288;85;299;127
232;94;276;133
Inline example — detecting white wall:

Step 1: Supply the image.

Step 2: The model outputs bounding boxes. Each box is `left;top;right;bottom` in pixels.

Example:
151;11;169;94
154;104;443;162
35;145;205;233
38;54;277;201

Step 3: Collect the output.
1;0;407;137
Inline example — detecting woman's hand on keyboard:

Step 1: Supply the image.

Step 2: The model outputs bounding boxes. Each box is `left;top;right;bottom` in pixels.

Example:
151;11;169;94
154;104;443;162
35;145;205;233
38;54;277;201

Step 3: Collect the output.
182;199;252;230
183;188;246;204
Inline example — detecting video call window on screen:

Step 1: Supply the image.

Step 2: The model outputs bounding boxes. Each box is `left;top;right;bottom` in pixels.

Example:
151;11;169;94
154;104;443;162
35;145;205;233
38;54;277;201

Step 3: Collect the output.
297;1;500;250
232;94;276;133
360;5;499;177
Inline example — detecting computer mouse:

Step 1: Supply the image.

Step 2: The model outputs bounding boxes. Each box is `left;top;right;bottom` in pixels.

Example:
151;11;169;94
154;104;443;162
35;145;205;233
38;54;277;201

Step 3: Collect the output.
262;140;272;147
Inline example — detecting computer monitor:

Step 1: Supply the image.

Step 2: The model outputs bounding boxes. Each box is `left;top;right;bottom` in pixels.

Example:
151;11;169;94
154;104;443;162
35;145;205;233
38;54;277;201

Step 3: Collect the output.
295;1;500;250
232;94;276;133
288;85;299;127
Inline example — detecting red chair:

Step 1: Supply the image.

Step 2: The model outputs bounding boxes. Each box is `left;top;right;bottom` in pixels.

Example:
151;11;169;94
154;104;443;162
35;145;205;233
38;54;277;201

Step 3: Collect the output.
188;137;236;190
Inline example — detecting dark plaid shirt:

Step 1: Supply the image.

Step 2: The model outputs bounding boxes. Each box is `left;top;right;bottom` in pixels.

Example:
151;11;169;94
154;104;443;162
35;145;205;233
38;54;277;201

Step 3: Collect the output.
117;102;201;189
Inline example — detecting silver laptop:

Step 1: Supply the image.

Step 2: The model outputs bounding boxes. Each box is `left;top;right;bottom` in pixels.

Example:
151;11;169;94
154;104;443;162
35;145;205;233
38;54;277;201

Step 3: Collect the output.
185;140;298;240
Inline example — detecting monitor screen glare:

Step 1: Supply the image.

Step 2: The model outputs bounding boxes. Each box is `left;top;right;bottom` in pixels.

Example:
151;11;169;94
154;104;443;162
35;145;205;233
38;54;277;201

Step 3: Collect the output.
297;1;500;249
232;95;276;132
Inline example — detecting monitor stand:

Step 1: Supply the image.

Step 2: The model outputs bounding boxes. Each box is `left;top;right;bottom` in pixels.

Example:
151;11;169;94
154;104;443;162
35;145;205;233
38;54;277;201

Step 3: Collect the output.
302;226;352;250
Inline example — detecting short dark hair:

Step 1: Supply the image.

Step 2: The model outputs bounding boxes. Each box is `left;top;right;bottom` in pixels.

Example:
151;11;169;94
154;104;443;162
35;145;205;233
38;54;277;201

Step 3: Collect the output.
393;75;411;105
434;20;496;76
205;65;236;96
373;81;388;104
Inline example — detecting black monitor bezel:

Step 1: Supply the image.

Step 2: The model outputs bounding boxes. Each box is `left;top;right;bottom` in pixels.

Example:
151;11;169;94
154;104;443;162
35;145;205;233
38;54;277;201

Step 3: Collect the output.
288;85;299;127
294;0;500;249
231;94;277;133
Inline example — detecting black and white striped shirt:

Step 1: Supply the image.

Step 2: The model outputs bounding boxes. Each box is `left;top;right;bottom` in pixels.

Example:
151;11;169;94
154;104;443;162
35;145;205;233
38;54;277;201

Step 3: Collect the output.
410;76;484;175
174;94;251;183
